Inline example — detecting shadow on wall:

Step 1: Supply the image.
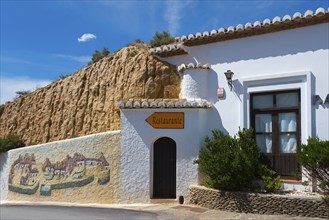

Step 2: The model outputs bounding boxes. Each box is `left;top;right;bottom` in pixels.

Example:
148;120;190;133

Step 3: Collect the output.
311;73;317;138
189;24;329;65
207;69;220;103
205;107;228;137
206;69;228;136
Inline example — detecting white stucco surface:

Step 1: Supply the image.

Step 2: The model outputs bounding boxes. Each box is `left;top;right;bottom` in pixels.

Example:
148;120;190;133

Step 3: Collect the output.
181;69;209;100
160;23;328;189
0;152;10;201
120;109;208;203
164;23;329;141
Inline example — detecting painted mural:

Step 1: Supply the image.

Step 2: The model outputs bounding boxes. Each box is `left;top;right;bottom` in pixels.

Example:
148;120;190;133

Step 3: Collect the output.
8;152;111;196
3;131;121;204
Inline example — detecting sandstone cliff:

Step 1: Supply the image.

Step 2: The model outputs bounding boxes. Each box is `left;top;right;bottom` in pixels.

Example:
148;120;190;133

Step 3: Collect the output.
0;44;180;144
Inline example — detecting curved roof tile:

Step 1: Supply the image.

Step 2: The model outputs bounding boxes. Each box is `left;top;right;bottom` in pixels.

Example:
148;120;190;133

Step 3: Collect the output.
150;7;328;56
304;10;314;18
178;62;210;73
210;30;217;35
262;18;271;26
316;7;325;15
282;15;292;22
149;43;187;57
180;7;328;47
218;28;226;34
118;99;212;109
227;26;235;32
292;12;302;20
272;16;281;24
236;24;244;31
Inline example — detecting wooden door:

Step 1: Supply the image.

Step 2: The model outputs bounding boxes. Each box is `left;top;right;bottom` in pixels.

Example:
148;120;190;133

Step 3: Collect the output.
153;137;176;198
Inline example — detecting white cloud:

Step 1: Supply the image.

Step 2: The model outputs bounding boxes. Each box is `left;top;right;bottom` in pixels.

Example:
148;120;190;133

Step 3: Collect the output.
0;76;52;104
164;1;192;36
55;54;91;63
78;33;96;42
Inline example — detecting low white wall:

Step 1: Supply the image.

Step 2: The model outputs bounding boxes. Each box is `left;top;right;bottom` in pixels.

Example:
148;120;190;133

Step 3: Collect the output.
0;152;10;201
120;108;208;203
0;131;121;204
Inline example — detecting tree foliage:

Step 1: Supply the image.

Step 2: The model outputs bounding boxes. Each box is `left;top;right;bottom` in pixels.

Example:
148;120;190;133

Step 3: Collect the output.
88;48;110;65
15;90;31;99
0;134;25;154
297;138;329;192
149;31;175;47
195;129;281;192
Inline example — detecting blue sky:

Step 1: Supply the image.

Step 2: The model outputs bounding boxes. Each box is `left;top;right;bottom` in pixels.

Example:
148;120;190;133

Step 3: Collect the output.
1;0;328;104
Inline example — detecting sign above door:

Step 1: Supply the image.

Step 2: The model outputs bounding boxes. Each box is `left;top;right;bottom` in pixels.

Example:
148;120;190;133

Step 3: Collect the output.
146;112;184;129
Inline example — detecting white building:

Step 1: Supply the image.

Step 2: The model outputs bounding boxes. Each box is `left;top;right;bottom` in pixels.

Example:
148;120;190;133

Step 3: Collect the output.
118;8;329;203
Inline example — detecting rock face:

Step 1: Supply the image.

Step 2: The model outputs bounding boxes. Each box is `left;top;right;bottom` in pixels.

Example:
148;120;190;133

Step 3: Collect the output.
0;45;180;144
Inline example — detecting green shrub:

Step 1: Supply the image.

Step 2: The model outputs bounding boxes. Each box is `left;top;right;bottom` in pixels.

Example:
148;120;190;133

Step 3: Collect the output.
0;134;25;154
257;163;282;192
297;137;329;192
149;31;175;47
195;129;260;191
195;128;282;192
88;48;110;65
15;90;31;98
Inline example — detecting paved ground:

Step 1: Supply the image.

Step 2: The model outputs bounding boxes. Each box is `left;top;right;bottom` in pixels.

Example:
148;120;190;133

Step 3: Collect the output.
0;201;325;220
0;205;157;219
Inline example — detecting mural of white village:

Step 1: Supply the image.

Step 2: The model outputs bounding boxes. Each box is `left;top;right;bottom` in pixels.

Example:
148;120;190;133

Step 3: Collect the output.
8;152;111;196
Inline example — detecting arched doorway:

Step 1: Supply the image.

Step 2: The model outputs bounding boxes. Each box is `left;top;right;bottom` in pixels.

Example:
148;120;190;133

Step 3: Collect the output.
153;137;176;198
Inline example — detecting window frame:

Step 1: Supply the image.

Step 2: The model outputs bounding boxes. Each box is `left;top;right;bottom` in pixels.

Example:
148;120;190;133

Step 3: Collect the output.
250;89;301;178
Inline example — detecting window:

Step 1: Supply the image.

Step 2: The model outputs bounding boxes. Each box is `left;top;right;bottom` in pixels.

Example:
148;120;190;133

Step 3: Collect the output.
250;90;301;178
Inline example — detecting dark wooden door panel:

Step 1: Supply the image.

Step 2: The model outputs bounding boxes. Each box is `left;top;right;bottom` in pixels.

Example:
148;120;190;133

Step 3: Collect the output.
153;137;176;198
277;154;298;177
262;153;299;178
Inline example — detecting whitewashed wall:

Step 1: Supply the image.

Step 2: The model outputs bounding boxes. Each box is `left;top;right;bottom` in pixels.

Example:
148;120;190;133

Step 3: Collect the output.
164;23;329;143
120;108;208;203
161;23;329;188
0;152;10;201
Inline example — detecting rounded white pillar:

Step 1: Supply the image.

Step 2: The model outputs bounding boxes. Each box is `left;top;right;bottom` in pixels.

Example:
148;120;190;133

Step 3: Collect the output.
180;68;209;100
